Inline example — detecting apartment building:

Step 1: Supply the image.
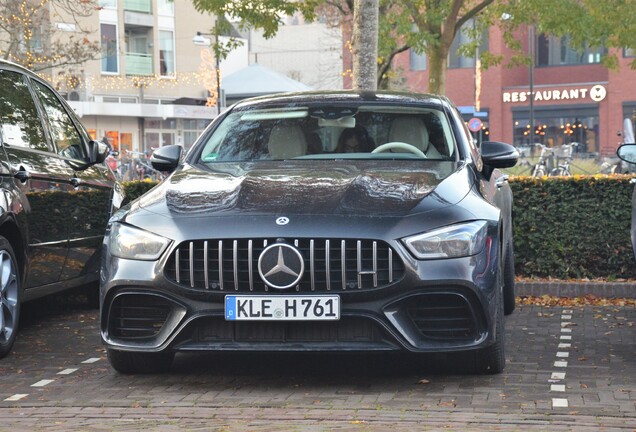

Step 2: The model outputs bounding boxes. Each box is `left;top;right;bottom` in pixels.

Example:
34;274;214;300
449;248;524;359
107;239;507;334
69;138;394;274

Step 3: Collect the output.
58;0;218;158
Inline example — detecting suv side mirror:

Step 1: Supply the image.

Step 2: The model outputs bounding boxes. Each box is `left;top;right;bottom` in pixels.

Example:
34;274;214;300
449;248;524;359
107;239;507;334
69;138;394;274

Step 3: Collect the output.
151;145;182;172
88;140;110;164
617;143;636;165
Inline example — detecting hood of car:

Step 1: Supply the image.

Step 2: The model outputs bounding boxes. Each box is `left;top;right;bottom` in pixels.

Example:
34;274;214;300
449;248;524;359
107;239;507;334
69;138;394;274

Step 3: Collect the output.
132;160;470;218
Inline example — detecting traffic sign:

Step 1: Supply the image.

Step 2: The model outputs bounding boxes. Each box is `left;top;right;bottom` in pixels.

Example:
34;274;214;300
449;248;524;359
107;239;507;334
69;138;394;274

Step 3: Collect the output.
468;117;483;132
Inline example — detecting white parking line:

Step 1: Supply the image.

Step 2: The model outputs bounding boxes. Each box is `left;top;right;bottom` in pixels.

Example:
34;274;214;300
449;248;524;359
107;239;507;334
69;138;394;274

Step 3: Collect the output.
82;357;101;364
552;398;569;408
31;379;55;387
4;394;28;402
58;368;79;375
551;372;566;380
551;307;575;409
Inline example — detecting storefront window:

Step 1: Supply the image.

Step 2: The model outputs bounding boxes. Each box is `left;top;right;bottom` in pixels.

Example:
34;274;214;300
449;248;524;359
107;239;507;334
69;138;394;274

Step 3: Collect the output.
512;113;598;155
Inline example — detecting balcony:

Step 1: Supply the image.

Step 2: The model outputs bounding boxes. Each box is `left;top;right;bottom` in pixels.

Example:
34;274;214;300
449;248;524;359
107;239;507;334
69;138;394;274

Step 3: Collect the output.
125;52;153;76
124;0;151;13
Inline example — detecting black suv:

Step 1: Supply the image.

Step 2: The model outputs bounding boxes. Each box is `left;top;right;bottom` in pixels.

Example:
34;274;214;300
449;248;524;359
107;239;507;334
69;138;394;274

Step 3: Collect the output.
0;60;121;358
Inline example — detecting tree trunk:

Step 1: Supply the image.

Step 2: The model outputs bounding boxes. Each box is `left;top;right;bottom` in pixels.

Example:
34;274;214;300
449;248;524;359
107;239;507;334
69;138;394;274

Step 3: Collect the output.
351;0;378;91
427;46;448;95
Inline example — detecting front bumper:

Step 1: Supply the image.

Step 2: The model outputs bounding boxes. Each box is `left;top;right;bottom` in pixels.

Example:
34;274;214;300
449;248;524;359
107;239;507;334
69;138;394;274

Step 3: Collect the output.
100;238;501;354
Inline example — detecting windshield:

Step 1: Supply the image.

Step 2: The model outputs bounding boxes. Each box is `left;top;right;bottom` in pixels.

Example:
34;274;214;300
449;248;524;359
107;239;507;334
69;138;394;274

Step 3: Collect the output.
198;105;457;163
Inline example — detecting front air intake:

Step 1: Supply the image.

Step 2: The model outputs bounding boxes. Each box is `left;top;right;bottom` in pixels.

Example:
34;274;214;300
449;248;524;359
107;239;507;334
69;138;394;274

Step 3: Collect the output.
109;294;172;340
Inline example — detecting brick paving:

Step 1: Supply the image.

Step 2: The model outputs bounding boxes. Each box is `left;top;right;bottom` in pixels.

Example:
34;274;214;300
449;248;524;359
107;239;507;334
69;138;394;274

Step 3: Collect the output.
0;287;633;430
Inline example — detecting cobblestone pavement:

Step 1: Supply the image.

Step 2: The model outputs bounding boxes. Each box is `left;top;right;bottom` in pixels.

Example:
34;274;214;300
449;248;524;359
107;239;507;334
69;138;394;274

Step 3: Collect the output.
0;293;633;431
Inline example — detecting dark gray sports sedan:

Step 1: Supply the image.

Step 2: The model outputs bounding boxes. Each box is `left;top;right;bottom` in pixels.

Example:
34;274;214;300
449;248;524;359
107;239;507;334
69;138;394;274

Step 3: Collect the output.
100;92;518;374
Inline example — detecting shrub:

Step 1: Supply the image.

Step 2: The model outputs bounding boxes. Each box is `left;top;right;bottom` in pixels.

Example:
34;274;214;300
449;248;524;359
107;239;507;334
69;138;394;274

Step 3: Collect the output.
510;175;636;280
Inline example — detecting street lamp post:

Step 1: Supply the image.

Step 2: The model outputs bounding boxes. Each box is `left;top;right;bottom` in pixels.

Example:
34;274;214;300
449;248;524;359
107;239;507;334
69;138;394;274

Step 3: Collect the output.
529;25;535;147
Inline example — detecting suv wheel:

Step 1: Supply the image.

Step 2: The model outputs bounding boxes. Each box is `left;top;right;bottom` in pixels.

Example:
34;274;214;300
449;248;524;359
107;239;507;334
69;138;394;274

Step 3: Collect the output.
0;236;20;359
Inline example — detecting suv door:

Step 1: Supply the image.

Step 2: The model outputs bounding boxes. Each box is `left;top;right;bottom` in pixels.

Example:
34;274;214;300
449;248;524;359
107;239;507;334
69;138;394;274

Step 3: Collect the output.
0;68;75;287
29;79;114;282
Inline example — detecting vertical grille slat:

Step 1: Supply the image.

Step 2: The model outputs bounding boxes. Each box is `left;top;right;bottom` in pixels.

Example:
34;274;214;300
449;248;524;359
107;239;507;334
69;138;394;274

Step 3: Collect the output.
341;240;346;290
189;242;195;288
248;240;254;291
233;240;239;291
165;238;405;293
218;240;224;290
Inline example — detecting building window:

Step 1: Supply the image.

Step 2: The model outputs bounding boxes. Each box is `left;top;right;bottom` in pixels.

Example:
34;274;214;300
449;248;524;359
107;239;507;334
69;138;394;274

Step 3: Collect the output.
157;0;174;15
101;23;118;73
99;0;117;8
536;34;604;66
159;30;175;77
624;47;635;58
409;49;426;71
512;110;599;154
182;119;211;150
448;21;488;69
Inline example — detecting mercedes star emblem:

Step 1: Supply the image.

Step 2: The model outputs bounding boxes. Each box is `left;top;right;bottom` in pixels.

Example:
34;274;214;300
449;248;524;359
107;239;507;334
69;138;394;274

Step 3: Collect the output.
276;217;290;225
258;243;304;289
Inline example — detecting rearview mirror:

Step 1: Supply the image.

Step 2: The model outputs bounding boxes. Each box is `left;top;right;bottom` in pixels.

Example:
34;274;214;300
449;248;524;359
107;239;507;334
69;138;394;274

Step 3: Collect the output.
617;143;636;165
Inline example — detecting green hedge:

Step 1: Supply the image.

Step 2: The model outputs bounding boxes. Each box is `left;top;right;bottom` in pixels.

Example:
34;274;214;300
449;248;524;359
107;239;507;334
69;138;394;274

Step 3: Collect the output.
122;176;636;280
510;176;636;280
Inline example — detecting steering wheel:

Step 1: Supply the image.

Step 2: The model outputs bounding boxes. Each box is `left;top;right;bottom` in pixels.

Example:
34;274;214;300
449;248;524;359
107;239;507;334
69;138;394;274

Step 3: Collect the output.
371;142;427;158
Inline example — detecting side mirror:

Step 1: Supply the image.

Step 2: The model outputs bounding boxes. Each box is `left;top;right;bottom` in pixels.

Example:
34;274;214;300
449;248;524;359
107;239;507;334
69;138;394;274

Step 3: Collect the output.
481;141;519;169
617;143;636;165
87;140;109;164
150;145;182;172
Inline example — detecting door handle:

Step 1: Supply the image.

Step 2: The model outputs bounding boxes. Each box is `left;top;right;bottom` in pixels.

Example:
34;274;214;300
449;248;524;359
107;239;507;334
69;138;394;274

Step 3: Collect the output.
70;177;82;188
14;170;31;183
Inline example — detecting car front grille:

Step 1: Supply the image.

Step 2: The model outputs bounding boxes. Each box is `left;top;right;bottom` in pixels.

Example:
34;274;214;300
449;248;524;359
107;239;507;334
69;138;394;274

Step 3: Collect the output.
165;238;405;292
406;294;479;341
108;294;172;340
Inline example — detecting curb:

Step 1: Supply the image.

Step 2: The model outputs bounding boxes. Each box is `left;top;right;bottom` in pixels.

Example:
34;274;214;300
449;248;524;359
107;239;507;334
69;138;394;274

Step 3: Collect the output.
516;280;636;298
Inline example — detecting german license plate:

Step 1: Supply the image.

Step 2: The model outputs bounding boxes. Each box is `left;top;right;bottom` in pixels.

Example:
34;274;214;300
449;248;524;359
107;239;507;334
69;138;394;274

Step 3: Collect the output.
225;295;340;321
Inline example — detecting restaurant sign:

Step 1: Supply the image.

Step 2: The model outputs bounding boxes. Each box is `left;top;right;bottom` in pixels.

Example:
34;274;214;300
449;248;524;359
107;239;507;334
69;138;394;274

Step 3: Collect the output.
503;84;607;104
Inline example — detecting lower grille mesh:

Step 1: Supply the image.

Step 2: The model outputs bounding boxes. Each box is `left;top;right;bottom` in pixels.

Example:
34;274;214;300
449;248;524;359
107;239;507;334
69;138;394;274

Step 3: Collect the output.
406;294;478;340
109;294;172;339
192;316;384;344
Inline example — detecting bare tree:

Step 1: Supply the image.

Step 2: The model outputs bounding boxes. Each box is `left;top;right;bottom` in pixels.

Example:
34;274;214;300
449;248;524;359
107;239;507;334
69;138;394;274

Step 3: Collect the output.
0;0;100;72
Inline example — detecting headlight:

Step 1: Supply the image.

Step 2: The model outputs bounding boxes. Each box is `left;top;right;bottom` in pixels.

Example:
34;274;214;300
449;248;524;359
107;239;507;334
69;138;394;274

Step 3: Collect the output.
109;222;171;260
402;221;488;259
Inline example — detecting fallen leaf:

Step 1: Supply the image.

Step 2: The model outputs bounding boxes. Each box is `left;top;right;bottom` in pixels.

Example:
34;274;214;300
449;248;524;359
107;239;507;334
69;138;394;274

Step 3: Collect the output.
418;379;430;385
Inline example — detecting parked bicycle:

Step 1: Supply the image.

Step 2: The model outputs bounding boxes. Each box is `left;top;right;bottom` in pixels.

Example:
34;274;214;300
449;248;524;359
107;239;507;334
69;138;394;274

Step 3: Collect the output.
531;143;554;177
550;142;578;176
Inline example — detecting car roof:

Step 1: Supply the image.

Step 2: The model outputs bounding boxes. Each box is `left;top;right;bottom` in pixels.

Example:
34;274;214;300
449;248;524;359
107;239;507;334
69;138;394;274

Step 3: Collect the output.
230;91;453;111
0;59;44;80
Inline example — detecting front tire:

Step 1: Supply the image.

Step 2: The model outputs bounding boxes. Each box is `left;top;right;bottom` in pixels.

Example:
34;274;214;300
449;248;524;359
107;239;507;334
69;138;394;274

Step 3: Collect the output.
107;348;174;374
0;236;20;359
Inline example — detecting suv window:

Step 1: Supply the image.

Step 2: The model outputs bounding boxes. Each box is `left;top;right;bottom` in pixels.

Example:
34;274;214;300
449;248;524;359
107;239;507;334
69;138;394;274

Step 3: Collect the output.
32;80;85;160
0;70;49;151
